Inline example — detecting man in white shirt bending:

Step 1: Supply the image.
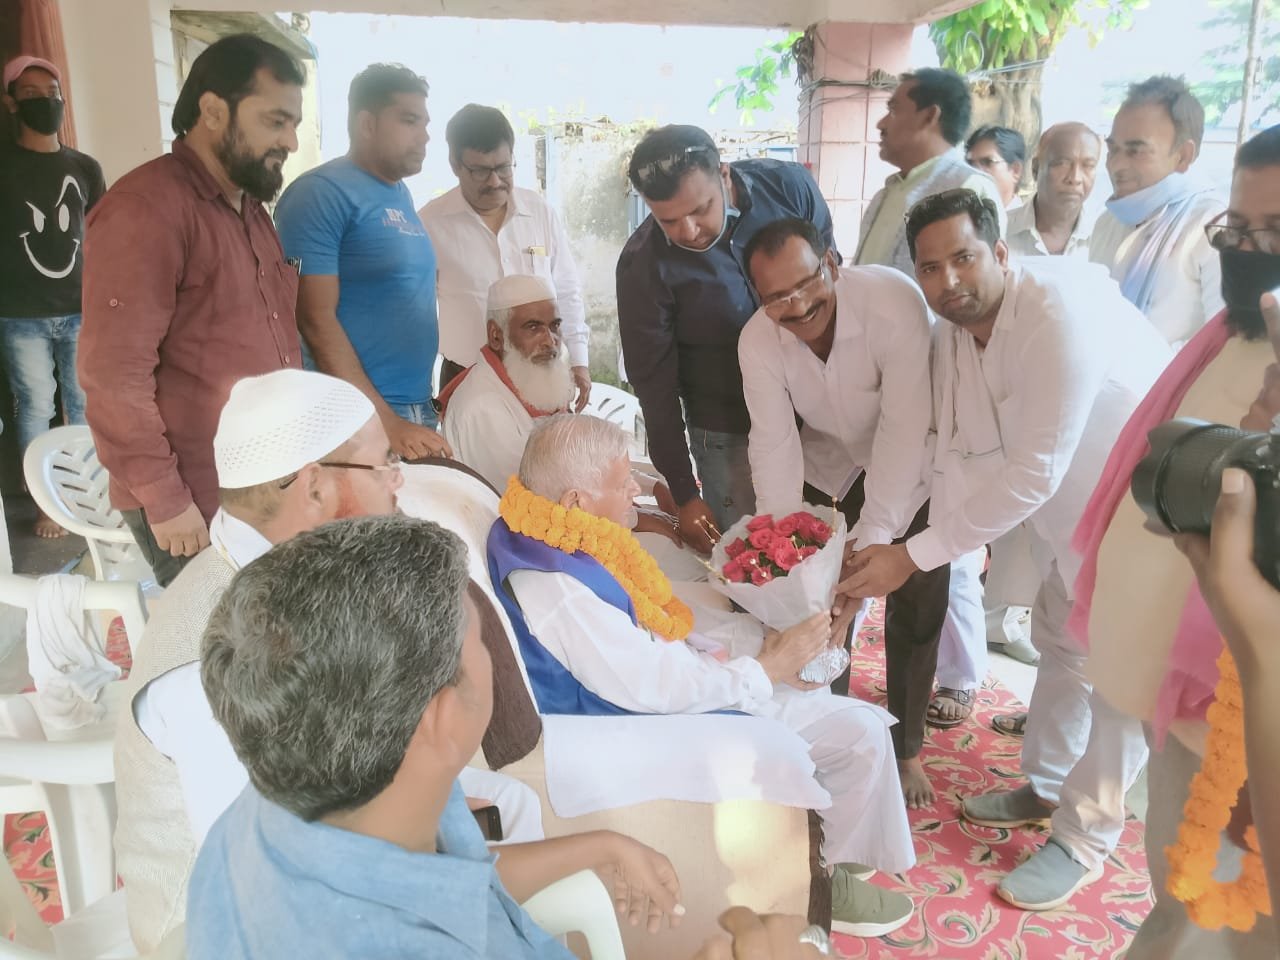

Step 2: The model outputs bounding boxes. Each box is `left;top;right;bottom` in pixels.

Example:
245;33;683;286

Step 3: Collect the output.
738;216;947;810
488;413;917;938
839;188;1170;911
1090;76;1224;346
114;369;541;951
420;104;590;405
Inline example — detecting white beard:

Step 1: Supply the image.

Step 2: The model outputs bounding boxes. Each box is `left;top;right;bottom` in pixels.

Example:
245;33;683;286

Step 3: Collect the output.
503;342;575;412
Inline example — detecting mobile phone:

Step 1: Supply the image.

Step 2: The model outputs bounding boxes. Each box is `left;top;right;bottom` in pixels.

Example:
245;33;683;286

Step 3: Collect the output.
471;804;503;842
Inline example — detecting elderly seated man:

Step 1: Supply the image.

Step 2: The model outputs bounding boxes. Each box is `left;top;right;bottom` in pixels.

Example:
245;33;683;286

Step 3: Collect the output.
443;273;699;574
486;412;917;938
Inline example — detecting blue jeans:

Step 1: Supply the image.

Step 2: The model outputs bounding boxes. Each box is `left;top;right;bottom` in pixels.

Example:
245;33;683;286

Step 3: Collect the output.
0;314;87;452
387;400;439;431
688;427;756;533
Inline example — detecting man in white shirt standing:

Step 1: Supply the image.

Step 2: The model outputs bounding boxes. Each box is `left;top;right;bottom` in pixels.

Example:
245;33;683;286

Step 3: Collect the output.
114;369;540;951
1090;76;1224;346
855;68;1006;274
840;189;1170;911
738;216;946;809
1005;122;1102;261
420;104;590;407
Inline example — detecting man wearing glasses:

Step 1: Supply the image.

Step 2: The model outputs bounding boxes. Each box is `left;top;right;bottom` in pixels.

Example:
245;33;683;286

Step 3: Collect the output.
421;104;591;409
276;63;449;462
1090;75;1224;347
739;216;945;814
617;125;835;552
965;126;1027;211
1082;123;1280;960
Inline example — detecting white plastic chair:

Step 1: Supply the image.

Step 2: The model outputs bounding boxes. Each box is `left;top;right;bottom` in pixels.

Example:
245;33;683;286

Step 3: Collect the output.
0;573;147;919
522;870;625;960
23;427;155;588
582;384;647;458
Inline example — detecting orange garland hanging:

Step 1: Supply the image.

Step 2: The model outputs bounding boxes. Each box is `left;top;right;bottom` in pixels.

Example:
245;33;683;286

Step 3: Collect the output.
1165;647;1271;931
498;477;694;642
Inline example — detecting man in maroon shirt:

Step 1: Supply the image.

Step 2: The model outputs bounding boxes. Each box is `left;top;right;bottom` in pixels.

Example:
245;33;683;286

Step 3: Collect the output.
79;34;306;586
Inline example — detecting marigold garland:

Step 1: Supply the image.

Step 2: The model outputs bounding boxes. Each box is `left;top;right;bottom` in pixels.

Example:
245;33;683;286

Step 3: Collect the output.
1166;647;1272;931
499;477;694;642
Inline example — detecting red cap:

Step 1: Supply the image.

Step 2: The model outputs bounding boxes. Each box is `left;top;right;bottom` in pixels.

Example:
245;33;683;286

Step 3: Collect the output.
3;56;61;92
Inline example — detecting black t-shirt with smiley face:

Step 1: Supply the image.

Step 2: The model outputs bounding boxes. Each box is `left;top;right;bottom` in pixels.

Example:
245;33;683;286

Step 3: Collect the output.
0;141;105;318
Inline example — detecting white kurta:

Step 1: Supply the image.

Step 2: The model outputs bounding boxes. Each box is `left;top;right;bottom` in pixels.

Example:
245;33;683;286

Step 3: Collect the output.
443;359;533;491
507;568;916;872
1089;191;1224;347
907;259;1171;590
134;510;545;844
738;265;933;547
420;186;589;367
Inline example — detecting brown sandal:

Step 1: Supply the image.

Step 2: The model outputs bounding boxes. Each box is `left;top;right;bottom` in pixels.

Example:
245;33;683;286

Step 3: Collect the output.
926;687;974;729
991;711;1027;737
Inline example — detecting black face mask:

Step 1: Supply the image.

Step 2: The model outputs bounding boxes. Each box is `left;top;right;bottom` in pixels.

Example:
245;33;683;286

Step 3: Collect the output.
15;97;64;136
1220;247;1280;340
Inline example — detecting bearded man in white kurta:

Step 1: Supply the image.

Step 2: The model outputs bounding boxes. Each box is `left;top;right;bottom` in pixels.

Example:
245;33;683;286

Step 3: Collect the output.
841;189;1170;912
486;413;918;939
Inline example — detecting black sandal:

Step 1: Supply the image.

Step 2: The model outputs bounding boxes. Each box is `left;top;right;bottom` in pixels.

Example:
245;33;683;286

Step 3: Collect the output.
926;687;974;729
991;711;1028;737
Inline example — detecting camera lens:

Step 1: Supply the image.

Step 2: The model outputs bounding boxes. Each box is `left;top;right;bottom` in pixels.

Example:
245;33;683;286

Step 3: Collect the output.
1131;419;1266;534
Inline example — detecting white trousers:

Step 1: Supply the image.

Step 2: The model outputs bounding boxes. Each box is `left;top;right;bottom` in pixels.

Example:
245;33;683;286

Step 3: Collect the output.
984;526;1039;647
936;548;988;691
459;767;546;844
795;703;916;875
1020;562;1148;870
1126;728;1279;960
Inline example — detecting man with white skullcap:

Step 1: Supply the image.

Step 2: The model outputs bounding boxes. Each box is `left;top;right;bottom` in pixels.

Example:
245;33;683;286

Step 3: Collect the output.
113;368;540;952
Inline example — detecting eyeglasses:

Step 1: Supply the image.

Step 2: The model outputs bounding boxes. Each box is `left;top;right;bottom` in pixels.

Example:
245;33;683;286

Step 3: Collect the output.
1205;213;1280;255
968;156;1008;171
279;453;403;489
762;264;829;319
635;145;716;189
460;161;515;183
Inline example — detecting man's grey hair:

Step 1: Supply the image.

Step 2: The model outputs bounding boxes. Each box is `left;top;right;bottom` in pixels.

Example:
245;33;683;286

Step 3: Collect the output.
200;515;470;822
518;413;629;500
486;305;514;330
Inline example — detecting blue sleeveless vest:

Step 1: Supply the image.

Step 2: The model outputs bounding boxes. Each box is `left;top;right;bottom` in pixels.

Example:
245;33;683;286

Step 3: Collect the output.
487;520;644;716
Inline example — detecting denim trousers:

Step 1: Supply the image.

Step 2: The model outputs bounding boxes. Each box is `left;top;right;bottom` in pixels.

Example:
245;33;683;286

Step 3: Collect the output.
387;400;439;431
0;314;87;452
687;427;756;533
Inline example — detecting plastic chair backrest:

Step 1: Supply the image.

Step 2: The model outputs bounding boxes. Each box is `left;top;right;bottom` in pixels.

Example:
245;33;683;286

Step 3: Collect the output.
0;572;147;663
582;383;647;459
522;870;626;960
22;427;153;584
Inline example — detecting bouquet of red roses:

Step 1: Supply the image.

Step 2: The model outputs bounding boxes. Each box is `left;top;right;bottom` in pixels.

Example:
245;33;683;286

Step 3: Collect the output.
709;504;851;684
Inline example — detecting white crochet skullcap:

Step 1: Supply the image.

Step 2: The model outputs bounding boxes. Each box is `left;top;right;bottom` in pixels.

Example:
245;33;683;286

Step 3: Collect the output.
486;274;557;315
214;370;376;489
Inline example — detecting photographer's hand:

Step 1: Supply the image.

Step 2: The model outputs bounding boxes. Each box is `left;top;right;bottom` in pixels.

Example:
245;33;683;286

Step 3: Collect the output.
1173;468;1280;927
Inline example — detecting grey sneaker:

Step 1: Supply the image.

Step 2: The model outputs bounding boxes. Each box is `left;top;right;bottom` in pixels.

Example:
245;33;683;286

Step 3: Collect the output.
836;861;876;881
830;866;913;938
997;838;1103;910
961;784;1053;828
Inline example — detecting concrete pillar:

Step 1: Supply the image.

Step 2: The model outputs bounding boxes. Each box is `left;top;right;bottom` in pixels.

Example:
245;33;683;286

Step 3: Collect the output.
799;21;913;258
58;0;175;184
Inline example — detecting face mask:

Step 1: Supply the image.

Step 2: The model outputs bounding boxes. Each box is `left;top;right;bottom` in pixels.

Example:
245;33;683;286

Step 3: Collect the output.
1219;247;1280;340
15;97;64;136
669;176;740;254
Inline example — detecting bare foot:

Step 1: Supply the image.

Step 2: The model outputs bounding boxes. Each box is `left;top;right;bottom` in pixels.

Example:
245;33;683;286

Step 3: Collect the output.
899;756;935;809
34;510;67;539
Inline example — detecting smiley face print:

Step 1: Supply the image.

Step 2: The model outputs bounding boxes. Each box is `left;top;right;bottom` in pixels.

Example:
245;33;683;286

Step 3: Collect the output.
20;174;85;280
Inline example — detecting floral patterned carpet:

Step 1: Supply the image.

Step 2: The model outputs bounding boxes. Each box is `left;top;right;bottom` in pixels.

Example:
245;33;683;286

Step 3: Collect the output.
836;603;1154;959
5;611;1155;952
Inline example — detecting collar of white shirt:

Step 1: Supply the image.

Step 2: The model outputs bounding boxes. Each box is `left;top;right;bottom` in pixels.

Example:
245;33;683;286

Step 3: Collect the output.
208;508;273;571
433;184;529;227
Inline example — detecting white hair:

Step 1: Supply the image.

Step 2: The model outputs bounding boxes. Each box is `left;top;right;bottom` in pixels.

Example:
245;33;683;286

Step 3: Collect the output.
519;413;630;500
486;305;514;329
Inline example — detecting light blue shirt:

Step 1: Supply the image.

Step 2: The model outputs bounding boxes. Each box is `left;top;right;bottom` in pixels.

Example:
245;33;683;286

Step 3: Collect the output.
186;780;572;959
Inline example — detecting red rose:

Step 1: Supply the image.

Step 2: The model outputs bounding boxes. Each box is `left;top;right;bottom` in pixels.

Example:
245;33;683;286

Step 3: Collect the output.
769;539;802;571
722;559;747;582
724;538;748;560
796;514;832;545
798;546;818;560
774;515;801;537
748;528;777;550
746;513;775;532
750;565;775;586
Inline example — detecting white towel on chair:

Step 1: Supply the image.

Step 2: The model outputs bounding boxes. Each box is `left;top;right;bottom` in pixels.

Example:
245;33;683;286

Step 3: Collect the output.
27;575;121;729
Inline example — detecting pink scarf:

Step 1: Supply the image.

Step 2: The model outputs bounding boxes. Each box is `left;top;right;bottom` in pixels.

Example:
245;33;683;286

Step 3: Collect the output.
1068;311;1231;744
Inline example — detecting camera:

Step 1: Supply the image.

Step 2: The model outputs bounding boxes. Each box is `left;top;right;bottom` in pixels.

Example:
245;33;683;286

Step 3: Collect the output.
1131;418;1280;590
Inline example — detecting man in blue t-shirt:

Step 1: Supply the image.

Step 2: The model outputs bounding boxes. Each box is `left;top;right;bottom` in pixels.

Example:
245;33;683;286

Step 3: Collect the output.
275;63;450;458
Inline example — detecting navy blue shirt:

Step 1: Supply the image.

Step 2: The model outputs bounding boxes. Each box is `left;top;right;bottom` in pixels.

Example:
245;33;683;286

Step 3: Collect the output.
186;781;573;959
275;157;439;406
616;159;836;504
